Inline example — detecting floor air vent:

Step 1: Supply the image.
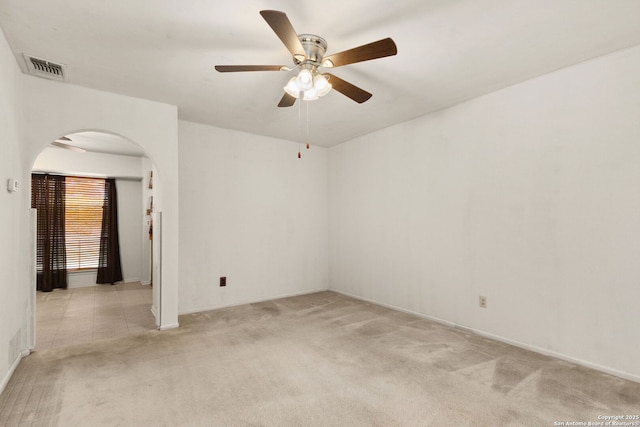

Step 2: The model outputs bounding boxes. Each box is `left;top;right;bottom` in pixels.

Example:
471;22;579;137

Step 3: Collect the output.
23;54;66;81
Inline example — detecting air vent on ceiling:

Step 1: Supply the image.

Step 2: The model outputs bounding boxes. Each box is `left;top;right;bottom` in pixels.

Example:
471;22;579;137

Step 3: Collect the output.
23;54;66;81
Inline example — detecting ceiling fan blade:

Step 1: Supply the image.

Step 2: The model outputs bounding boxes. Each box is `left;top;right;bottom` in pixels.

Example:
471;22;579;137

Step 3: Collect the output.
51;141;86;153
278;92;297;107
324;73;372;103
322;38;397;68
215;65;287;72
259;10;306;60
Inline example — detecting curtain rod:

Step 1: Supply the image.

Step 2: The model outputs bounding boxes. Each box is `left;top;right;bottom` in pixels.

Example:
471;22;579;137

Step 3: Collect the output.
32;170;143;182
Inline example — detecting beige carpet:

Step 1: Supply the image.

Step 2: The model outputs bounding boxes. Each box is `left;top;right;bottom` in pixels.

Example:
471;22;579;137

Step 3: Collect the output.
1;291;638;426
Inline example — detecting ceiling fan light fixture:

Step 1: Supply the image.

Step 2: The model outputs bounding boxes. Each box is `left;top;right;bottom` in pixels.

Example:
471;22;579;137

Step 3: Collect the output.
285;70;332;100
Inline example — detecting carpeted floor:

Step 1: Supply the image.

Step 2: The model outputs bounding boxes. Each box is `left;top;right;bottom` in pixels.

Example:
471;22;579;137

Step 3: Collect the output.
1;291;638;426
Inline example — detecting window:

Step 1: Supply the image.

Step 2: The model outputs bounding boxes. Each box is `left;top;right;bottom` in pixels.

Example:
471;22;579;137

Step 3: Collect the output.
64;176;105;270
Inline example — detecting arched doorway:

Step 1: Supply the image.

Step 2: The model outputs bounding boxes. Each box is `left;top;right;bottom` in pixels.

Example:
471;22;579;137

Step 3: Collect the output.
29;130;162;349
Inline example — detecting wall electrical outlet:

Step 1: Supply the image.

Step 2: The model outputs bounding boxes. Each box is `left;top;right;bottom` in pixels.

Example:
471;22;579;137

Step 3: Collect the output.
479;296;487;308
220;276;226;287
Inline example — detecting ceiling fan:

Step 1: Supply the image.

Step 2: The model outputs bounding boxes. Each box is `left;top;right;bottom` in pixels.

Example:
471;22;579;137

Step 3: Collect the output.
215;10;397;107
51;136;86;153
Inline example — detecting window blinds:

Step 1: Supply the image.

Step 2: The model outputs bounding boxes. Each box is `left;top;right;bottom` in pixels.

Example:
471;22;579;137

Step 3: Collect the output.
64;176;105;270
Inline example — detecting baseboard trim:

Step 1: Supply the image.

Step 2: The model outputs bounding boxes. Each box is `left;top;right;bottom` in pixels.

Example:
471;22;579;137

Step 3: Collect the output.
0;350;28;396
149;306;178;330
178;287;330;316
159;323;179;331
331;289;640;384
68;277;142;288
469;327;640;383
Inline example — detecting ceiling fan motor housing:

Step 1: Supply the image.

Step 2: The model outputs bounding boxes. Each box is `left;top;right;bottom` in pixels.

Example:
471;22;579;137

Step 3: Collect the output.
296;34;327;66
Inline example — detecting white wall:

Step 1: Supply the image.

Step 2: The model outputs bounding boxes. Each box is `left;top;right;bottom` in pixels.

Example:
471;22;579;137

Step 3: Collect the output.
140;157;153;285
32;148;145;285
150;161;162;314
0;26;29;394
117;179;143;283
178;121;329;313
329;45;640;381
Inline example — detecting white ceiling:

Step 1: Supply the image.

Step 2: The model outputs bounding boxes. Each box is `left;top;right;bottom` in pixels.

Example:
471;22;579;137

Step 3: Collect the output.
2;0;640;148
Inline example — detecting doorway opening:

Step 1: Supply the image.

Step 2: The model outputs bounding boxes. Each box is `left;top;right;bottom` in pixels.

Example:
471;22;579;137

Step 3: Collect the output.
30;131;161;350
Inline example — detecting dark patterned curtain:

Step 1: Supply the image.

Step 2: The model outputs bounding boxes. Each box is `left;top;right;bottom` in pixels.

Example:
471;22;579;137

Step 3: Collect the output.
31;174;67;292
97;178;123;284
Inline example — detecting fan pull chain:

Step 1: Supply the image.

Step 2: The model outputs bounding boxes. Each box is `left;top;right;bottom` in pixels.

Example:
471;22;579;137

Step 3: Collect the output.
306;101;310;150
297;95;302;158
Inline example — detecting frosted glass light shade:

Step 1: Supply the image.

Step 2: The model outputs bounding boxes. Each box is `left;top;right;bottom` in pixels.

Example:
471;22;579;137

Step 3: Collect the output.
313;74;331;97
302;88;319;101
296;69;313;91
284;77;300;97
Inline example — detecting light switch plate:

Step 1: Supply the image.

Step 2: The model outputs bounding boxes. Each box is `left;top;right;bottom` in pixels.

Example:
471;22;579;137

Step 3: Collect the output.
6;179;19;193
